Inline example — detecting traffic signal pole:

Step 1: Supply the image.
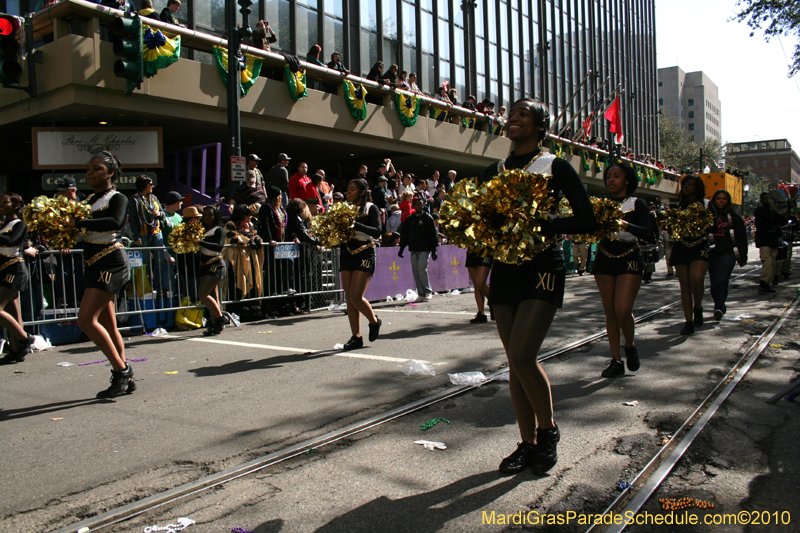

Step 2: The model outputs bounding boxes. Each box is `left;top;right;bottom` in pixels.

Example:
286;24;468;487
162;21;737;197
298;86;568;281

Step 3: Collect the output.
226;0;253;164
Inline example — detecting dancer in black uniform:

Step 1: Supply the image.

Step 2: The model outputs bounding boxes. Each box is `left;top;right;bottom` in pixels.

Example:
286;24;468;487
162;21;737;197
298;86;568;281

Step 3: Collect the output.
339;179;382;351
465;251;492;323
0;193;34;364
488;99;596;474
592;163;651;378
670;176;710;335
68;153;134;398
198;205;226;336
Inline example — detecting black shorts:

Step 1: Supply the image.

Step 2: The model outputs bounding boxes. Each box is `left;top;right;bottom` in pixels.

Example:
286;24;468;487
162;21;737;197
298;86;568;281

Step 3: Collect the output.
0;260;28;292
83;247;130;294
340;246;376;276
592;244;644;278
199;258;226;279
489;260;566;308
669;238;709;267
465;251;493;269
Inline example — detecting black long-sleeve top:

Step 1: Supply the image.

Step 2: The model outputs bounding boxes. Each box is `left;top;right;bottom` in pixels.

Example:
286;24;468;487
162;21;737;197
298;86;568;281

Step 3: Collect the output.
399;212;438;252
257;202;286;242
75;190;128;233
345;203;381;251
711;209;749;265
598;197;651;255
754;205;786;249
0;219;28;252
199;226;225;254
287;214;321;246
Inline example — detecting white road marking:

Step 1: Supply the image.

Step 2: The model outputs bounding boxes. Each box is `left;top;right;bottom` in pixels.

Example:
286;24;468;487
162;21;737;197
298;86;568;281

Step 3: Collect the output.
377;309;472;315
176;336;429;363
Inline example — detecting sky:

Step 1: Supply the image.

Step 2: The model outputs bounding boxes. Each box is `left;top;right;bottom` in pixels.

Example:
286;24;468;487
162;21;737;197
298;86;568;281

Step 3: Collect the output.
655;0;800;150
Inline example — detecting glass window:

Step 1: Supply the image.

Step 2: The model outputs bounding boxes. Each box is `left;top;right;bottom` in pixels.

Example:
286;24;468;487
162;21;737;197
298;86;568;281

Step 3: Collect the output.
688;98;694;106
438;19;450;60
512;8;520;56
324;16;345;60
489;43;498;78
299;0;317;8
658;81;662;87
438;0;448;20
360;30;378;75
382;0;397;39
476;74;486;101
265;0;292;51
421;53;434;94
475;0;484;37
500;7;508;49
688;111;693;118
456;65;465;99
421;11;434;53
361;0;377;31
688;123;694;131
454;26;464;66
420;0;431;12
439;58;450;85
384;38;399;66
403;2;416;45
658;98;663;106
324;0;343;19
296;5;319;56
196;0;226;33
501;50;509;80
403;46;418;77
487;0;496;42
454;0;463;27
476;36;485;75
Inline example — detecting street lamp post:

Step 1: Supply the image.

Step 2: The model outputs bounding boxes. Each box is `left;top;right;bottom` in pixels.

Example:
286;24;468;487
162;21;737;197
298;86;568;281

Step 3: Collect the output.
226;0;253;174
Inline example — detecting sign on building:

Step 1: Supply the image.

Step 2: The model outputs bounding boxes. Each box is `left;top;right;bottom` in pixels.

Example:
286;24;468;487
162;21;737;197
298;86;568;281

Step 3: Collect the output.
231;156;247;181
32;127;163;169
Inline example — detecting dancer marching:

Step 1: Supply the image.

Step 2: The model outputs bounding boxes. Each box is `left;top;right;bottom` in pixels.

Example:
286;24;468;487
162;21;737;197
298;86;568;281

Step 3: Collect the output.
670;176;710;334
466;251;492;323
0;193;33;364
708;189;748;320
339;179;382;351
487;99;596;474
592;162;651;378
68;152;133;398
198;205;227;336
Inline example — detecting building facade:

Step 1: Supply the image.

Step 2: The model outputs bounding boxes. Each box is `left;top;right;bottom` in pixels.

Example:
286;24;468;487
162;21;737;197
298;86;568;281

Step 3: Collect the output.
726;139;800;188
657;66;721;145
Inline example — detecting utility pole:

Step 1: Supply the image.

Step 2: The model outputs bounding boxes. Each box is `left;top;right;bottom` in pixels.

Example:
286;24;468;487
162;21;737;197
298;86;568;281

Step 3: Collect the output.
227;0;253;174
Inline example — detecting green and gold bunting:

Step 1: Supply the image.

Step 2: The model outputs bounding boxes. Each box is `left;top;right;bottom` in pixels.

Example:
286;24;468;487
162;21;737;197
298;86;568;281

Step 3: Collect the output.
552;142;564;159
343;80;367;120
645;167;655;184
395;91;421;127
429;107;448;122
212;46;263;97
461;116;476;129
581;150;591;171
285;65;307;101
142;25;180;77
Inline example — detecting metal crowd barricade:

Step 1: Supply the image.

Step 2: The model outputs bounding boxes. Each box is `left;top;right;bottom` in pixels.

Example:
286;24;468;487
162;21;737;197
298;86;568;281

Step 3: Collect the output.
19;243;342;342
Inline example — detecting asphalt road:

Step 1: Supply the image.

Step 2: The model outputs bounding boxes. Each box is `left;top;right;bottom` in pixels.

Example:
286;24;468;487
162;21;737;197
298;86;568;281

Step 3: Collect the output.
1;258;798;532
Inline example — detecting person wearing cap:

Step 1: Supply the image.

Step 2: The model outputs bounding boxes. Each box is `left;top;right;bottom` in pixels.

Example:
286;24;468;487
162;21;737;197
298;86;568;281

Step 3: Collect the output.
176;205;201;301
258;186;289;314
161;191;184;247
372;171;390;231
54;176;85;201
51;176;86;307
247;154;267;198
266;153;291;207
128;175;172;296
230;169;267;212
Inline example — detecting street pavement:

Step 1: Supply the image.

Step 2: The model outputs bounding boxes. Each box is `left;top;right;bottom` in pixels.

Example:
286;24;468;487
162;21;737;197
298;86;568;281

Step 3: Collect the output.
1;258;798;532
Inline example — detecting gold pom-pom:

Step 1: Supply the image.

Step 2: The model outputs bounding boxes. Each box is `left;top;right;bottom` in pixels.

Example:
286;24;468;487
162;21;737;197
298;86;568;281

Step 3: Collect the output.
657;203;713;240
559;197;624;244
310;202;359;248
22;195;92;250
440;170;554;264
168;219;205;254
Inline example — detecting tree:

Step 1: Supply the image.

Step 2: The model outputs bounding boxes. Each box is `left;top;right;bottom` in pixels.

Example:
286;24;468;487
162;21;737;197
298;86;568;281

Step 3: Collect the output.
733;0;800;77
658;112;725;173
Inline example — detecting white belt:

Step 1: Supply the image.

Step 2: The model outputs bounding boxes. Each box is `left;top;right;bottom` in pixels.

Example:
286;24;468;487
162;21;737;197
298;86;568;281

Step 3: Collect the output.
84;232;119;244
0;247;19;257
613;231;638;243
200;248;222;257
354;231;372;241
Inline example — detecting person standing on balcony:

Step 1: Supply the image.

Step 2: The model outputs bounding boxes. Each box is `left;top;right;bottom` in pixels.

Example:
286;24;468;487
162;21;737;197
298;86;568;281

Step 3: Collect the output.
159;0;185;27
252;20;277;52
68;152;133;398
129;176;172;297
138;0;159;20
266;153;291;207
327;51;349;74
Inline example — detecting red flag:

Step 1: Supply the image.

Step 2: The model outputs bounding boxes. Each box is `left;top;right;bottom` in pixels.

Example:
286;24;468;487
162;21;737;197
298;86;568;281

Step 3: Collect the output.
604;95;624;144
582;117;592;139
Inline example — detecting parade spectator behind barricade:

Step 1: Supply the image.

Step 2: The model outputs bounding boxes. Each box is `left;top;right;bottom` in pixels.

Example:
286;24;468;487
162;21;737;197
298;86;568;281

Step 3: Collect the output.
432;186;446;216
372;174;389;230
386;178;399;206
708;189;748;319
159;0;185;26
258;186;288;314
50;177;86;307
173;205;200;301
398;71;410;90
755;192;785;293
428;170;439;196
386;204;403;235
399;196;439;302
160;190;183;257
286;198;321;314
266;153;291;206
128;175;173;296
375;158;396;183
441;169;455;192
306;197;321;216
138;0;159;20
382;64;399;87
224;203;264;301
416;180;433;212
289;162;311;201
307;174;325;213
398;173;415;196
357;164;369;182
332;192;344;204
398;190;415;223
316;169;334;209
246;154;267;198
382;232;400;247
231;170;267;214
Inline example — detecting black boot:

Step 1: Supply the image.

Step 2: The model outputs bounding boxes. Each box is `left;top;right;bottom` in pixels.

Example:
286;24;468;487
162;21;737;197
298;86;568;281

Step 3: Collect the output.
531;425;560;474
96;364;136;399
203;317;224;336
693;306;703;327
0;335;33;365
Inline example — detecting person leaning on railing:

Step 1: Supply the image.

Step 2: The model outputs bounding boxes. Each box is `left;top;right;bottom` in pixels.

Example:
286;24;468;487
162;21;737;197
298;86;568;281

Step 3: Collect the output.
224;204;264;302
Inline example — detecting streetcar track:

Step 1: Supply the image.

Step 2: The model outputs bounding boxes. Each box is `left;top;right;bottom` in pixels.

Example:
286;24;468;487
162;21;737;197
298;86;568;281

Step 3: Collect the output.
589;293;799;533
53;267;770;533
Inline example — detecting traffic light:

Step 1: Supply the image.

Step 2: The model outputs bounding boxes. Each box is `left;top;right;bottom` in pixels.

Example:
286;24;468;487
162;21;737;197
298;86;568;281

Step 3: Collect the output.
0;14;22;85
111;13;143;95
